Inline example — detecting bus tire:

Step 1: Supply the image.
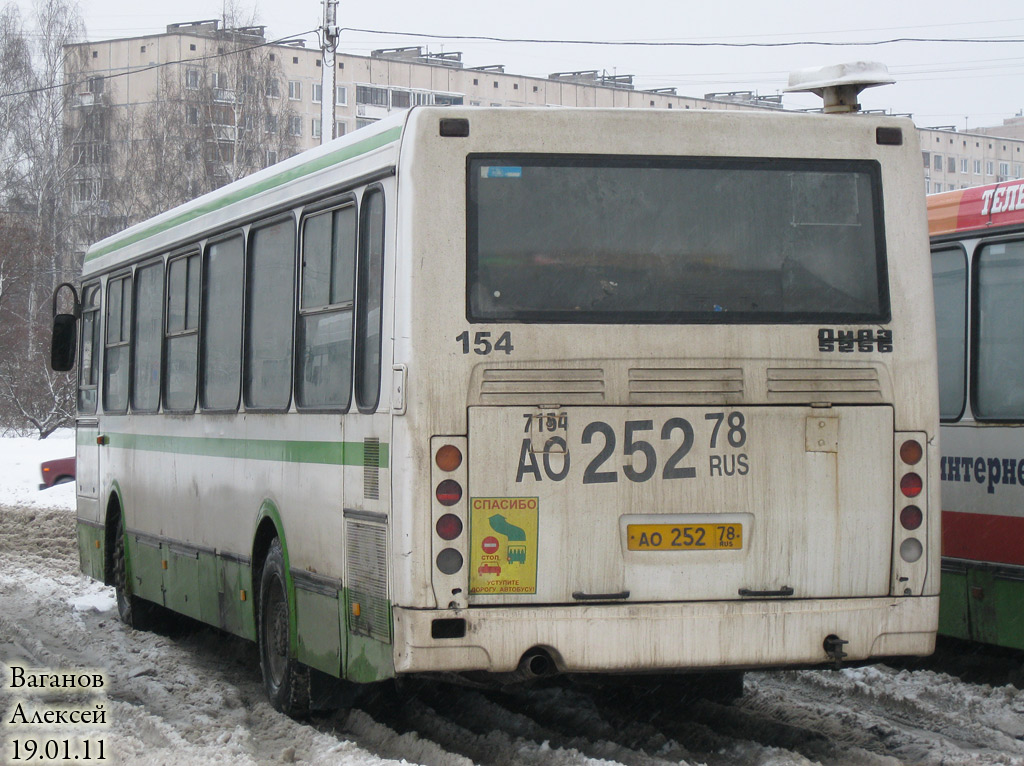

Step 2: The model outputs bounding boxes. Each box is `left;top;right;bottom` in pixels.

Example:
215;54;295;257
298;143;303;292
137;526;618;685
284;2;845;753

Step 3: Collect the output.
258;538;311;717
112;515;159;630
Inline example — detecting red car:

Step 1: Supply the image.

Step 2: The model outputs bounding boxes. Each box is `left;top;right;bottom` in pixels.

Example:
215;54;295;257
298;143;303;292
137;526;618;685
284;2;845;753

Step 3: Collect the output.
39;456;75;489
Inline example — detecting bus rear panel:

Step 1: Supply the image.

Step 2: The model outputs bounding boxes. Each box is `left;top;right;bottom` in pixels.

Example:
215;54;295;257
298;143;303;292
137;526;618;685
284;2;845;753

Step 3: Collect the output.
389;108;939;677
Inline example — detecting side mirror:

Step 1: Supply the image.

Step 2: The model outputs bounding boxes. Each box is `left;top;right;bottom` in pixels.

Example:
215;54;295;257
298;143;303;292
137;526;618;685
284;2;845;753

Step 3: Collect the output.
51;283;81;372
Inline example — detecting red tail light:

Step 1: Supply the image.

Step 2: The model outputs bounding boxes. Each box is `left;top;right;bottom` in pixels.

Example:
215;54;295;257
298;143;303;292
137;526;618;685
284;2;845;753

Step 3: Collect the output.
900;473;923;498
435;479;462;506
436;513;464;540
899;505;923;530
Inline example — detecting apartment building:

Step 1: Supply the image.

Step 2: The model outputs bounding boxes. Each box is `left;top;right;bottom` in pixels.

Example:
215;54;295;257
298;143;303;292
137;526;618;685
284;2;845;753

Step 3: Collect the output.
66;19;776;153
920;122;1024;194
68;17;1024;227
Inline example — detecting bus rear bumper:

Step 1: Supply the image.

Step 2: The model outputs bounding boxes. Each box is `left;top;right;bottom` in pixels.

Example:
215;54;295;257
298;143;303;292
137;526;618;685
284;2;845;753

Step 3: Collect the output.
392;596;938;674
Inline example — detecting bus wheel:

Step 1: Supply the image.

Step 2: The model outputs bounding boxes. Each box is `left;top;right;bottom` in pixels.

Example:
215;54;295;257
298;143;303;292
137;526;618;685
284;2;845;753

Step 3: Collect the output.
112;515;158;630
258;538;310;717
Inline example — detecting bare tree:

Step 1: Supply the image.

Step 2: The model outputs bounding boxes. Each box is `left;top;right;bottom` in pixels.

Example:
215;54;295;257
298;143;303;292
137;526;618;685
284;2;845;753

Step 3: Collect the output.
0;0;83;437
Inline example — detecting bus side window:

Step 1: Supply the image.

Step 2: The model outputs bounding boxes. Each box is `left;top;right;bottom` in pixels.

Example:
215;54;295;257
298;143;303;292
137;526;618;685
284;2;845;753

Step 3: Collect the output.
355;186;385;412
296;201;357;409
245;218;296;410
201;235;245;411
103;274;132;413
77;284;101;415
976;239;1024;419
931;247;967;421
164;253;200;412
132;260;164;413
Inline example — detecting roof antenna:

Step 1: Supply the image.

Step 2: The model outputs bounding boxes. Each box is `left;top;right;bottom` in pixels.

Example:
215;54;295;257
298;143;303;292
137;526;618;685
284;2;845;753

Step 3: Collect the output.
785;61;894;114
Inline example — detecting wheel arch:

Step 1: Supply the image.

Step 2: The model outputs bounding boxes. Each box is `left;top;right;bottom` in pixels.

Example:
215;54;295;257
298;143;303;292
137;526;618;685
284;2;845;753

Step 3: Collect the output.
251;498;299;643
102;481;126;587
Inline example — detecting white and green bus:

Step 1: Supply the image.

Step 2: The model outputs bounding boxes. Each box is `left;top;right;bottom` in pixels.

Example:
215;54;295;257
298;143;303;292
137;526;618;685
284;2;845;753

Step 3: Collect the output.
53;99;940;715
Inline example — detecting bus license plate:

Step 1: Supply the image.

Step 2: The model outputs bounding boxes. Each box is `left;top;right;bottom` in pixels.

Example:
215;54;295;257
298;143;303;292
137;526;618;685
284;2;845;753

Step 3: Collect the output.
626;523;743;551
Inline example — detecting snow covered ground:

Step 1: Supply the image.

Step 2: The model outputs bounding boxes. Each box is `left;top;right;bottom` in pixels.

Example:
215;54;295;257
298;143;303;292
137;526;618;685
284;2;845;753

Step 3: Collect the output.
3;432;1024;765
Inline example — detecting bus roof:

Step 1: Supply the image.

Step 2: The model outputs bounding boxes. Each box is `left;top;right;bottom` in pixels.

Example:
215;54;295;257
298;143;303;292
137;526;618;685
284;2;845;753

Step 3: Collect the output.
927;180;1024;238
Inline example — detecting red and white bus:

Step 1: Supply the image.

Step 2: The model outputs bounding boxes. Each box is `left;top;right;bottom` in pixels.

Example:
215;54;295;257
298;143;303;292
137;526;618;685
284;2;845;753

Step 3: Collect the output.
929;180;1024;649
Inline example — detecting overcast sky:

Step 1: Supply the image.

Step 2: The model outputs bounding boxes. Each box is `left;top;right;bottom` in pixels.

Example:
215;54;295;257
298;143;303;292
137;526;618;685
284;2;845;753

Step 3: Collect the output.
29;0;1024;130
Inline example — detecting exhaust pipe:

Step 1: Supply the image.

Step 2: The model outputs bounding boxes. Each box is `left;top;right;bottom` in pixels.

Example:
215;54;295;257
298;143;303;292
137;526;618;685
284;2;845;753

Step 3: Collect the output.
516;648;556;679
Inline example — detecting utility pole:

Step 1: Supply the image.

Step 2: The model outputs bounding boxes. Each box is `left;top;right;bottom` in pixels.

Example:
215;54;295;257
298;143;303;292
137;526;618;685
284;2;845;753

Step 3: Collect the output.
320;0;339;145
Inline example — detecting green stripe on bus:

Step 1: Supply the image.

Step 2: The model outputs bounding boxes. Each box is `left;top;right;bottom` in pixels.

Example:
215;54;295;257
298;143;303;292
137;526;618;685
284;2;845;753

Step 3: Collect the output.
86;126;403;262
100;432;389;467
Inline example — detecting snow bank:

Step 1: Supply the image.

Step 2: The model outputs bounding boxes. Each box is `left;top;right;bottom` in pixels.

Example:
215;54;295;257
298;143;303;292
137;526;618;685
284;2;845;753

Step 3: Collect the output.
0;429;76;510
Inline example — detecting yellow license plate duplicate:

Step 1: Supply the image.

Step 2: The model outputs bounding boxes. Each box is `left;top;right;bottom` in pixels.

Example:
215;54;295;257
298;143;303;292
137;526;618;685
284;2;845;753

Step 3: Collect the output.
626;523;743;551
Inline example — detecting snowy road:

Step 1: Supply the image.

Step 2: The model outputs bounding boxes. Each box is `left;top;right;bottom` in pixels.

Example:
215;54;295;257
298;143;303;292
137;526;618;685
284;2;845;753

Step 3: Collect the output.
3;502;1024;766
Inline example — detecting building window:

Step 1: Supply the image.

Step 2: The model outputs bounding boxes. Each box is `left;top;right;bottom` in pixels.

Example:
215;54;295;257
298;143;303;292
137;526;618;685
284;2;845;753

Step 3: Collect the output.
289;116;302;136
140;45;146;53
265;114;278;133
1016;164;1022;179
211;71;228;89
433;95;463;106
335;120;347;138
948;156;956;173
312;83;322;103
922;152;930;168
1000;162;1010;177
933;154;942;171
312;119;321;138
292;56;299;64
356;85;388;107
391;89;410;109
473;78;478;85
412;91;431;106
186;106;199;125
266;149;278;166
185;68;200;89
288;80;301;100
975;159;982;174
336;85;348;105
961;158;969;173
356;117;377;130
987;161;995;175
266;77;280;98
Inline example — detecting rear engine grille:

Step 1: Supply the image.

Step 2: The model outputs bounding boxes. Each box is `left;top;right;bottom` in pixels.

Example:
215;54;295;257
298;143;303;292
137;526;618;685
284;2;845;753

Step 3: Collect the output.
479;368;605;404
767;367;882;403
629;367;743;404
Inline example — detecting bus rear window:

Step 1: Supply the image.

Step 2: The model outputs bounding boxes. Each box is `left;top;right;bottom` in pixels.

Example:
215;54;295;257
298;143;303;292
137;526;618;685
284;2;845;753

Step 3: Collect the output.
467;156;889;323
